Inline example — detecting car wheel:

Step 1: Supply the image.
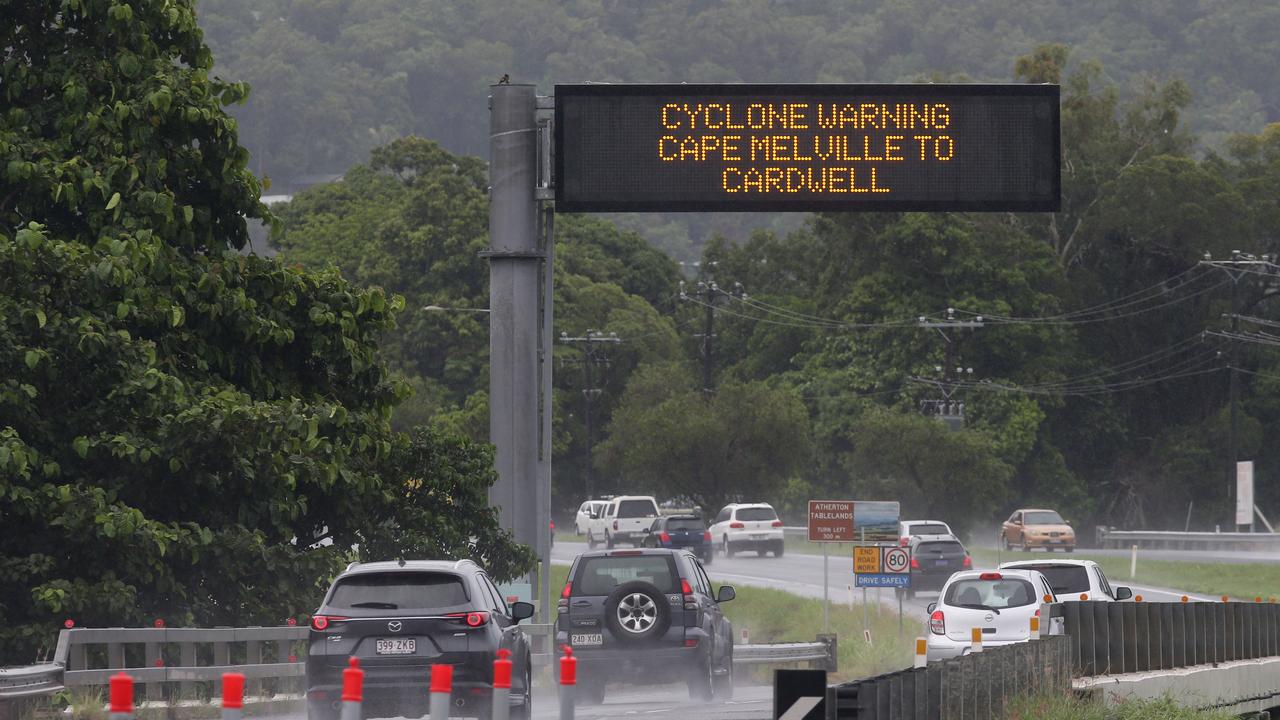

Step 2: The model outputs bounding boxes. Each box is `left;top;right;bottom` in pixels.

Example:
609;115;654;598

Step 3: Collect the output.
580;679;606;705
604;581;672;643
756;548;767;557
587;532;598;550
713;645;734;700
701;551;713;566
773;541;785;558
508;666;532;719
725;539;736;558
606;532;615;549
1001;534;1011;552
688;646;714;701
1064;546;1075;553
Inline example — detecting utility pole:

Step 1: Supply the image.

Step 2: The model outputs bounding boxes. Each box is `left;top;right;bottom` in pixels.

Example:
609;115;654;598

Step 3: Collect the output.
1200;251;1279;531
559;330;621;500
914;309;984;430
679;273;745;398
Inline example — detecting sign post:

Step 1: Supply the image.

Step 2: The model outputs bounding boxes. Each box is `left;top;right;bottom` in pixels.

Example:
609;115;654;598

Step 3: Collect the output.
1237;461;1255;531
808;501;856;635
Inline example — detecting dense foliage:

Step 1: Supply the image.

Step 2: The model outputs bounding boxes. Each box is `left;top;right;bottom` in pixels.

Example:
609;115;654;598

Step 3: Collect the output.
0;0;530;664
198;0;1280;259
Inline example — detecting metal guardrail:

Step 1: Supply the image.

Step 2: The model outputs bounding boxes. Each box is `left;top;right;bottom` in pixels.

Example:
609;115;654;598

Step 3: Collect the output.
0;664;63;701
736;634;837;671
829;635;1072;719
1098;528;1280;550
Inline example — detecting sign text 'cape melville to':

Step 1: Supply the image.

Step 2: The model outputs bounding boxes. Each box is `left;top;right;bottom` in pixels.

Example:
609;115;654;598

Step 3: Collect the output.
555;84;1060;213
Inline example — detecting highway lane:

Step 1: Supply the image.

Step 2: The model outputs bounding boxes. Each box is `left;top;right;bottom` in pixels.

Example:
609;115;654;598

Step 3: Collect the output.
530;683;772;720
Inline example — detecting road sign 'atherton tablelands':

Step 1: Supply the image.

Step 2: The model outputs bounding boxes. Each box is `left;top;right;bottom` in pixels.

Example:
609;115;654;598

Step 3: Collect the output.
808;500;855;542
554;84;1060;213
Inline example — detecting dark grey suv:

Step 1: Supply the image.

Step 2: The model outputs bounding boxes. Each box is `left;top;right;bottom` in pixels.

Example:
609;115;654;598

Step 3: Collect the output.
306;560;534;720
555;548;735;704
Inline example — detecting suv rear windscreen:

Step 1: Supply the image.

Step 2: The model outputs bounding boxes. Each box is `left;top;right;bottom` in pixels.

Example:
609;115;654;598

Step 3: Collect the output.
908;523;949;536
573;556;678;595
666;518;705;532
616;499;659;518
917;541;964;556
1012;565;1089;594
328;572;468;610
944;578;1036;609
736;507;777;521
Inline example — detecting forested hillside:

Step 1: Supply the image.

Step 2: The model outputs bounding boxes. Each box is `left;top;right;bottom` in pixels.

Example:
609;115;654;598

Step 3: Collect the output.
274;42;1280;535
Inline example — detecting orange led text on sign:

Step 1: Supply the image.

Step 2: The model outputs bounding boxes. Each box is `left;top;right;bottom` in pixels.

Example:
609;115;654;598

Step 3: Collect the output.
655;100;957;195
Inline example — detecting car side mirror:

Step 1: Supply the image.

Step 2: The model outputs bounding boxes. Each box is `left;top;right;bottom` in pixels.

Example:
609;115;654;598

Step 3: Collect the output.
927;602;937;614
511;601;535;621
1013;520;1022;525
643;527;651;534
716;586;736;603
1114;587;1133;601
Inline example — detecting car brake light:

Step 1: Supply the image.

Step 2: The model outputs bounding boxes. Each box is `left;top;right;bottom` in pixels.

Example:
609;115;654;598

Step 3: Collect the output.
962;555;972;569
660;532;671;543
311;615;346;631
681;578;693;595
703;531;712;541
729;522;745;529
929;610;945;635
910;557;919;569
1034;608;1040;617
771;521;783;528
979;572;1002;580
681;578;697;610
610;550;644;556
900;537;910;547
447;611;490;627
683;639;699;647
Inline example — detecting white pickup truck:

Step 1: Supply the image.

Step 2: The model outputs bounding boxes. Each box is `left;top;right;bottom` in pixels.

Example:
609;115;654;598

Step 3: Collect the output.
586;495;661;549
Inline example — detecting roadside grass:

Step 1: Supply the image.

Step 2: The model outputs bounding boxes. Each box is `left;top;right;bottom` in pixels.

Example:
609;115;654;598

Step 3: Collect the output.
1004;693;1235;720
971;548;1280;601
547;565;914;683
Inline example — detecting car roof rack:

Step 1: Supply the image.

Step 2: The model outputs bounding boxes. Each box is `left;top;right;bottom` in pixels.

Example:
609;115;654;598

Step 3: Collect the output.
453;558;478;571
345;561;361;571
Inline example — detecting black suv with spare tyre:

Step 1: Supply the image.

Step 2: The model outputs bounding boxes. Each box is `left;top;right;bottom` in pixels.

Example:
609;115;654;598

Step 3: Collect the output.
306;559;535;720
555;548;735;705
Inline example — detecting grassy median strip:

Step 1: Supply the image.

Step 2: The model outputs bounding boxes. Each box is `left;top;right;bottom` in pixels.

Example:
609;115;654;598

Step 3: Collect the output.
548;564;914;682
971;548;1280;601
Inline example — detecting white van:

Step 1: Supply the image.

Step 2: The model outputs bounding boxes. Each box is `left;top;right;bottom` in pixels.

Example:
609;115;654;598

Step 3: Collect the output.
586;495;660;548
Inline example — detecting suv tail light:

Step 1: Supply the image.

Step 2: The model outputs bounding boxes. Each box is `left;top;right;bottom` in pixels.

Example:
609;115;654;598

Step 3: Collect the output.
448;611;490;627
900;537;910;546
771;520;783;528
311;615;347;631
612;520;619;531
910;557;919;569
729;522;745;529
979;572;1003;581
962;555;972;569
659;532;671;544
558;582;571;613
929;610;945;635
703;531;712;541
681;578;697;611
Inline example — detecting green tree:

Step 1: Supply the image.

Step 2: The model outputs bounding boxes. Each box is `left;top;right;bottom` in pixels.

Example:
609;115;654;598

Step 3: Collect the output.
599;363;811;515
0;0;528;663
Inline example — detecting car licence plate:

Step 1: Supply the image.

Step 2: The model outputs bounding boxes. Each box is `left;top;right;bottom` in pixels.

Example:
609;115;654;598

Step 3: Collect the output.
571;633;603;646
751;533;767;539
935;560;949;567
375;638;416;655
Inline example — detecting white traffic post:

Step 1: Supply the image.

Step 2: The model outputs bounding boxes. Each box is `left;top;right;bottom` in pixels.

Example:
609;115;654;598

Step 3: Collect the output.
1029;614;1041;641
1130;544;1138;579
969;627;983;654
429;664;452;720
558;645;576;720
221;672;245;720
913;638;927;669
109;672;134;720
341;658;363;720
491;649;512;720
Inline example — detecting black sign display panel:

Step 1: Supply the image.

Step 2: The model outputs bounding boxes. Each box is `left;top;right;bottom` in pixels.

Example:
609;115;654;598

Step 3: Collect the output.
554;84;1060;213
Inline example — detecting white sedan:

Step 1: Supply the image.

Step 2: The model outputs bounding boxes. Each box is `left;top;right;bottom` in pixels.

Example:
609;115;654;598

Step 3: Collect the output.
926;570;1062;661
999;559;1133;602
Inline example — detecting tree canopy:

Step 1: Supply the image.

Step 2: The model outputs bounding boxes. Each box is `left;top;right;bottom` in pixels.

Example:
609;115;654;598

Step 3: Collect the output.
0;0;530;664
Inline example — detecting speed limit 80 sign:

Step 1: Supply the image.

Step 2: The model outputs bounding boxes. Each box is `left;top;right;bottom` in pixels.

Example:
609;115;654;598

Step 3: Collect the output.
882;547;910;573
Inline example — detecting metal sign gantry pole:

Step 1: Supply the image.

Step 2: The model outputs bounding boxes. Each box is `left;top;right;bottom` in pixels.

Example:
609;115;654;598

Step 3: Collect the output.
486;83;549;619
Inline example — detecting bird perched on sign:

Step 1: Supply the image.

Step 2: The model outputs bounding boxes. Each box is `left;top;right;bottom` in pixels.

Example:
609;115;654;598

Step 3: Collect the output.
498;74;510;85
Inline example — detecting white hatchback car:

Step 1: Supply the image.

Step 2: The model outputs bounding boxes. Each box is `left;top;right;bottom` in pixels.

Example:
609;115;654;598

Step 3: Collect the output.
998;559;1133;602
926;569;1063;661
708;503;785;557
898;520;956;546
574;500;610;535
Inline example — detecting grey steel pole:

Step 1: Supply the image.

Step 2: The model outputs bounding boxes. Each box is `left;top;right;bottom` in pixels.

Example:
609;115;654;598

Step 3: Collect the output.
538;204;555;624
487;83;542;597
823;543;829;635
861;528;868;635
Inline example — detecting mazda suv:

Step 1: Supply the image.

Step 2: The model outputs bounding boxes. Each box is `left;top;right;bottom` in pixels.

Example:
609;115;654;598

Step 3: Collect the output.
306;559;535;720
